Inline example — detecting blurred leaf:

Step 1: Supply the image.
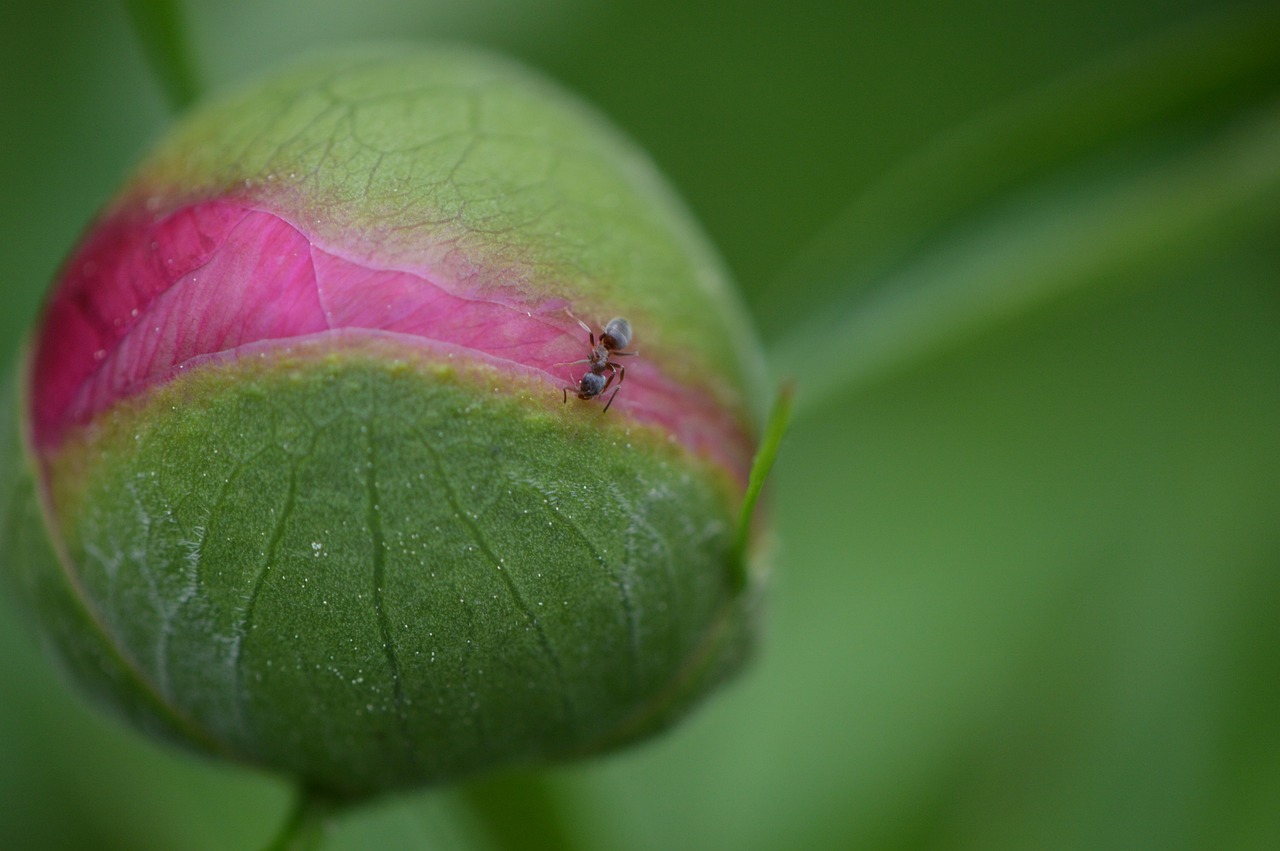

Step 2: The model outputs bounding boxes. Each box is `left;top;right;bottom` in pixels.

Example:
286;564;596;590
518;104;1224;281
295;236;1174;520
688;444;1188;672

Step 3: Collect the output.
772;96;1280;418
766;7;1280;418
768;7;1280;308
122;0;202;110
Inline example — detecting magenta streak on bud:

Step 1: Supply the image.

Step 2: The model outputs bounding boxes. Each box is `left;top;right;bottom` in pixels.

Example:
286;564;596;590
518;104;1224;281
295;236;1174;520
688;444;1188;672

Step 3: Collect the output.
31;199;753;484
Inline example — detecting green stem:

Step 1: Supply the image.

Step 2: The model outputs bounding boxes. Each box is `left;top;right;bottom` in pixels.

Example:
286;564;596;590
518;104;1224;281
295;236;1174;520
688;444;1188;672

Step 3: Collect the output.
732;382;794;590
121;0;202;111
459;770;582;851
261;788;336;851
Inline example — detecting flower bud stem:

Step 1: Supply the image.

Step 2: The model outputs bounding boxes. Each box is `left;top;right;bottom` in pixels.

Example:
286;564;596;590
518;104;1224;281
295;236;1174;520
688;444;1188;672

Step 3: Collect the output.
262;788;336;851
460;770;583;851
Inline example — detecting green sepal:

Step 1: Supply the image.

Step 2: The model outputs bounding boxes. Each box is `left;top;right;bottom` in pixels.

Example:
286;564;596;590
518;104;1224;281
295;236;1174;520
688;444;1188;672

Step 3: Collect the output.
731;381;795;592
31;341;751;796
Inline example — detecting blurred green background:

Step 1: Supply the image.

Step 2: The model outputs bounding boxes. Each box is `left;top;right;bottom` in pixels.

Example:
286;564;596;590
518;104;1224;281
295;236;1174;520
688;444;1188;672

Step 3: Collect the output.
2;1;1277;849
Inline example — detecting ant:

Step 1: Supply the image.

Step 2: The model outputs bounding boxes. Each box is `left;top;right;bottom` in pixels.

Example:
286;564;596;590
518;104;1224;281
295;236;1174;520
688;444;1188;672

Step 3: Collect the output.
561;314;637;413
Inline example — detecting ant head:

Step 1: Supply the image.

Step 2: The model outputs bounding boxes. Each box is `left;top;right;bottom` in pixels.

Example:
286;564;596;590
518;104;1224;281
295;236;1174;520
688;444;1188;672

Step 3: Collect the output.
578;371;607;399
601;317;632;350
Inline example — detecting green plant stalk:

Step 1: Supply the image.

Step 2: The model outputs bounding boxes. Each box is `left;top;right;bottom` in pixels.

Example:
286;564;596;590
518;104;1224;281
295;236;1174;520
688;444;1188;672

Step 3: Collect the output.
261;788;335;851
121;0;201;111
459;770;582;851
732;382;794;591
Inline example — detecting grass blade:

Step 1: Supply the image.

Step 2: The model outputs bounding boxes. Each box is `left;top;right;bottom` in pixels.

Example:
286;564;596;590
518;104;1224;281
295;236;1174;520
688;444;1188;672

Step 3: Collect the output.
732;382;795;591
121;0;201;111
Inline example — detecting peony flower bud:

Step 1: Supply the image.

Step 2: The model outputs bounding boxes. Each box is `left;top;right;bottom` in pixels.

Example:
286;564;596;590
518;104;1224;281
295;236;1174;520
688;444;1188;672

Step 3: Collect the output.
0;46;767;798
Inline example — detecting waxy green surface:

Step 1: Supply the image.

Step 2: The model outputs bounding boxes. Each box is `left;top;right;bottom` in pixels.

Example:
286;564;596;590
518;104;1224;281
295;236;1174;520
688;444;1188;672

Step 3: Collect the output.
9;345;752;795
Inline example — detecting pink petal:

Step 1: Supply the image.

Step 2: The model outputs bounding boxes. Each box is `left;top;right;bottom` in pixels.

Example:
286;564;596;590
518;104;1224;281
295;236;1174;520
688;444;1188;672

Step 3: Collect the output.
31;199;753;484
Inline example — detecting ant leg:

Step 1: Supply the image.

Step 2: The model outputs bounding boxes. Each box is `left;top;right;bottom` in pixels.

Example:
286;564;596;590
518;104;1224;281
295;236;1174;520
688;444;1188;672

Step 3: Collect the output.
599;364;619;392
602;385;621;413
563;308;597;345
596;365;622;413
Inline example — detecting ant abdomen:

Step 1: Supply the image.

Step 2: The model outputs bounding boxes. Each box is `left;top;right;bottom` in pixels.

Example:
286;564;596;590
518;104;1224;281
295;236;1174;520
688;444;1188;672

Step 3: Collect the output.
601;317;632;351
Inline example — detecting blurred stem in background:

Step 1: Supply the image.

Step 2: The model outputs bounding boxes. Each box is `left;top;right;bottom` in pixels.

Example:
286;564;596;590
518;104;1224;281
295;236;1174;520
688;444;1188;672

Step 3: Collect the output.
459;770;582;851
262;790;333;851
122;0;201;111
767;7;1280;420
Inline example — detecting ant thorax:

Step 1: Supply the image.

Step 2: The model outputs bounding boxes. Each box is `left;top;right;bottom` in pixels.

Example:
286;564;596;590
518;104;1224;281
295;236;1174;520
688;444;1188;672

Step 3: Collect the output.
587;342;611;371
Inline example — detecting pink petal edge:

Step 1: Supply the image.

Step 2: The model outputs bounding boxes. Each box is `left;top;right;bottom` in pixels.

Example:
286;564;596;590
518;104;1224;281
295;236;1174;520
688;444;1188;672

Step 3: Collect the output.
31;199;753;485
